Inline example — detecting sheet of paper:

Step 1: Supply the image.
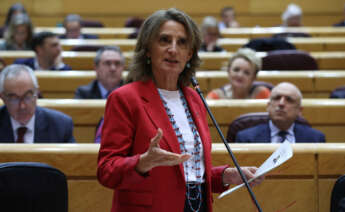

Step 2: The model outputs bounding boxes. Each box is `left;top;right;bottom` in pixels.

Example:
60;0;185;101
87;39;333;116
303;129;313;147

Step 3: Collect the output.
218;141;293;199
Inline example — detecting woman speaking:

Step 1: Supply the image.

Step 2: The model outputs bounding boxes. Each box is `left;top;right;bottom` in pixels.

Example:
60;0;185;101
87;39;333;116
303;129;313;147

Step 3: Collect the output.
97;8;263;212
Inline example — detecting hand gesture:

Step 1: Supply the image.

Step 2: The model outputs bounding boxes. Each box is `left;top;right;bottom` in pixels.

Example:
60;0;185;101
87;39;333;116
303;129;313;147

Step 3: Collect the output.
135;128;191;174
222;167;264;187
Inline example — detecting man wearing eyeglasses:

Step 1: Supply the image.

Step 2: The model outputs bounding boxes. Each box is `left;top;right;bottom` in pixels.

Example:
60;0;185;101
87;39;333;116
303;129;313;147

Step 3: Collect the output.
74;46;124;99
0;64;75;143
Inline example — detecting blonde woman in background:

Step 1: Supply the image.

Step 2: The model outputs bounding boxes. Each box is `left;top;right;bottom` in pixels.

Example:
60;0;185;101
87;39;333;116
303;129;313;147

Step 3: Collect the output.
207;48;271;99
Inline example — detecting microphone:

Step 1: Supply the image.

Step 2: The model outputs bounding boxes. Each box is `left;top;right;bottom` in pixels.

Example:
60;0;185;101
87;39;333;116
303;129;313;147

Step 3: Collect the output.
190;76;263;212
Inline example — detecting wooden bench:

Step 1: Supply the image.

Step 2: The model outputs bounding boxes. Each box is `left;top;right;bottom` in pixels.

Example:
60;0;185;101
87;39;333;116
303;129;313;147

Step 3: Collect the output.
0;143;343;212
2;37;344;52
1;99;344;142
1;51;345;70
1;0;343;27
33;71;345;99
32;26;345;39
221;27;345;38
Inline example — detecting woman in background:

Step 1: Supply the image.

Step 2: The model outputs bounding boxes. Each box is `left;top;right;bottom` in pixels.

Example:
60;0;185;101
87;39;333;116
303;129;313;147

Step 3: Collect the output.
0;13;33;50
207;48;271;99
0;3;28;38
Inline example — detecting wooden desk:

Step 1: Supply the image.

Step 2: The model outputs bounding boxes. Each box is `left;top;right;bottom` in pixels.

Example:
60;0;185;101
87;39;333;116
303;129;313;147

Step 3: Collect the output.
221;27;345;39
197;71;345;98
31;27;345;39
34;71;345;99
218;37;345;52
2;99;344;142
0;143;343;212
1;51;345;70
36;27;136;39
1;37;341;52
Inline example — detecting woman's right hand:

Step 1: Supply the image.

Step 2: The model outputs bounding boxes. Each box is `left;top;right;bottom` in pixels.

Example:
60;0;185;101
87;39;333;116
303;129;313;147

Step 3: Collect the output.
135;128;191;174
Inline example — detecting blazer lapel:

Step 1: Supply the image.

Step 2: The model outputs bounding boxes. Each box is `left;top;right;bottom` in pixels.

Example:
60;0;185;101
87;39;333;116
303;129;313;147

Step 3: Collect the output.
138;80;182;154
34;107;49;143
258;124;271;143
0;107;15;142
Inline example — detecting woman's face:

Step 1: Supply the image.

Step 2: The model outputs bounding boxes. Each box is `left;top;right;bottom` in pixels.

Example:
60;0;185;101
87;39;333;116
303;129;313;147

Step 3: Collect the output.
147;20;193;81
14;25;28;45
228;57;256;90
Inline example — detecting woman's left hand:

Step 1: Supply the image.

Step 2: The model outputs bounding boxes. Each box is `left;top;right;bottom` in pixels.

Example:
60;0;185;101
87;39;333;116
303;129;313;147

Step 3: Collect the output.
222;167;264;187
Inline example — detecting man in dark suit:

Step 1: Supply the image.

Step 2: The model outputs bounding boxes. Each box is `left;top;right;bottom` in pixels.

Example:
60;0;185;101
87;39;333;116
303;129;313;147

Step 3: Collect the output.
0;64;75;143
59;14;98;39
14;31;72;70
74;46;124;99
236;82;325;143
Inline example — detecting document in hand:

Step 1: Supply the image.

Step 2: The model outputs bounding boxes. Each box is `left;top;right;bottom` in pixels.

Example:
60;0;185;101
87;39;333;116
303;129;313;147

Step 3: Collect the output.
218;141;293;199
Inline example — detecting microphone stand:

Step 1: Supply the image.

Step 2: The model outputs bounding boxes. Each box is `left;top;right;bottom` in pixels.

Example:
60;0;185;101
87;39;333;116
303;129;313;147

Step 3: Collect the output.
191;77;263;212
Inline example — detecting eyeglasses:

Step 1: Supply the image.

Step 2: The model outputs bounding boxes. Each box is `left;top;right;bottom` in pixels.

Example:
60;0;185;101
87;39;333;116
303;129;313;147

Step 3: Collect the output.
4;91;37;106
101;60;124;67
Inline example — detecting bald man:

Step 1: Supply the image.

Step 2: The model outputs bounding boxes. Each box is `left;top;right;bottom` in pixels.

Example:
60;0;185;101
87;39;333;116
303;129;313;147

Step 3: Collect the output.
235;82;325;143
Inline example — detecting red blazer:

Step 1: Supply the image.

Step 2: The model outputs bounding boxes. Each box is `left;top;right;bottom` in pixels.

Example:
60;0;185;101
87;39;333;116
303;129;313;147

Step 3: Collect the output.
97;80;228;212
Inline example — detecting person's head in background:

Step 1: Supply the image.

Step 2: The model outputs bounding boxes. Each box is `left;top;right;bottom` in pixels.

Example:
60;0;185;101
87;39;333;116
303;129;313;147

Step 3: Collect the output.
219;6;239;29
63;14;83;39
126;8;201;88
124;17;144;39
227;48;262;98
4;3;27;27
32;31;62;68
200;16;223;52
94;46;125;91
0;64;39;125
282;3;303;27
3;13;33;50
267;82;303;131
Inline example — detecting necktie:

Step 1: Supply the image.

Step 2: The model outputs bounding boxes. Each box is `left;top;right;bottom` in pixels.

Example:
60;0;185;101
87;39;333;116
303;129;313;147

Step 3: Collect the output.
16;127;27;143
278;131;288;142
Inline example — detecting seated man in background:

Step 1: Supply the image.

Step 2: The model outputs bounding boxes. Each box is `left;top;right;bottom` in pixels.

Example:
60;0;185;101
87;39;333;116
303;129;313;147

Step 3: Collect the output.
218;6;239;30
14;31;72;70
0;64;75;143
236;82;325;143
60;14;98;39
74;46;124;99
199;16;225;52
281;3;303;27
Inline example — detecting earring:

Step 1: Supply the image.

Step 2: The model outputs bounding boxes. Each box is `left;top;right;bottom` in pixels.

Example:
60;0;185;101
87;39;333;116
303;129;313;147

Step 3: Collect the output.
147;57;151;65
186;62;191;68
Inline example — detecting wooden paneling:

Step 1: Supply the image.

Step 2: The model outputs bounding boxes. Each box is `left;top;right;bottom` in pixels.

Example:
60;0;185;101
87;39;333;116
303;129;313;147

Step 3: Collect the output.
0;143;343;212
1;0;343;27
2;51;345;70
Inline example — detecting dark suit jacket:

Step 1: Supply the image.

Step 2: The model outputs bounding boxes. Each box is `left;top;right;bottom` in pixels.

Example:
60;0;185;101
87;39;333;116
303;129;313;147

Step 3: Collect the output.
0;106;75;143
59;34;99;39
330;86;345;98
14;58;72;70
235;122;325;143
334;20;345;27
74;80;123;99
